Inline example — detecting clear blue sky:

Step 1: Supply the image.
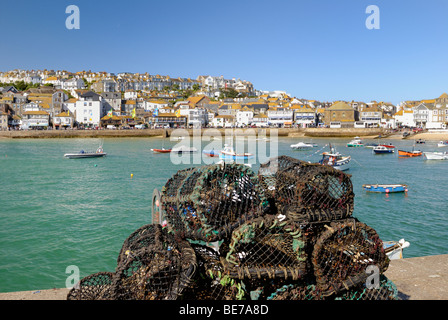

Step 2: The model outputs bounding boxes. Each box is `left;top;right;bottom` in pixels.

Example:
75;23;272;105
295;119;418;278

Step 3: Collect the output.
1;0;447;104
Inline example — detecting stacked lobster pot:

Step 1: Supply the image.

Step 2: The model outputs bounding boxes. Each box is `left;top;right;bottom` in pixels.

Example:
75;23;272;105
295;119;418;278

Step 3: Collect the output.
67;158;397;300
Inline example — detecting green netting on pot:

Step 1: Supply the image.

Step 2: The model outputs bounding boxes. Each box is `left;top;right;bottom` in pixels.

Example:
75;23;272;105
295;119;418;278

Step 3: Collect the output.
111;238;197;300
161;163;269;242
335;275;398;300
216;215;308;281
266;282;325;300
66;272;114;300
259;156;354;223
117;224;175;266
182;244;247;300
312;218;389;294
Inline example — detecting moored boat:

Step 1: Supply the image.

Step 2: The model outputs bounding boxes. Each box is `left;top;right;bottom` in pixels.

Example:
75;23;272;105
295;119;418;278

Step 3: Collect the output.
64;146;106;159
398;149;422;157
380;143;395;149
219;144;254;160
319;144;351;171
437;141;448;147
424;151;448;160
151;148;172;153
171;146;198;153
362;184;408;193
383;239;410;260
290;142;314;150
347;137;364;147
373;145;394;154
415;139;425;144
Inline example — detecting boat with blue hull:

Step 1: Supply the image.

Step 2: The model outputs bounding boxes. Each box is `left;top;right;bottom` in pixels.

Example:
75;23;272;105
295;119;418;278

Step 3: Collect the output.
362;184;408;193
373;145;394;154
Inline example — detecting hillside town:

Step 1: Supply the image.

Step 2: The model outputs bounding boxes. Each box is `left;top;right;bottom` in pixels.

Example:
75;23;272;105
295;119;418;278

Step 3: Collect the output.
1;69;447;131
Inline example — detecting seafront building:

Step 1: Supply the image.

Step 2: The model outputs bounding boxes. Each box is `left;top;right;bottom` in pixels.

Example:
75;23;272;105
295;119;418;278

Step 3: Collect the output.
0;69;447;130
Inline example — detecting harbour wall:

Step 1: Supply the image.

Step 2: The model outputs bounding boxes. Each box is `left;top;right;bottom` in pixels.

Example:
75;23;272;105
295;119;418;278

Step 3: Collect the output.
0;128;385;139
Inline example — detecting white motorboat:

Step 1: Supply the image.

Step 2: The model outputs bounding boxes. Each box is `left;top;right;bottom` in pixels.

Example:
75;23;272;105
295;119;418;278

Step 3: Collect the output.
171;146;198;153
64;146;106;159
424;151;448;160
437;141;448;147
290;142;314;150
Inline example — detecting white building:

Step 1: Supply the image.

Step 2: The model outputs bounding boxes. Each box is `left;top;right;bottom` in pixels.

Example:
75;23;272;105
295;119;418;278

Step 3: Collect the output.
236;109;253;127
393;109;415;127
293;107;316;128
61;78;86;91
267;108;293;127
75;91;106;127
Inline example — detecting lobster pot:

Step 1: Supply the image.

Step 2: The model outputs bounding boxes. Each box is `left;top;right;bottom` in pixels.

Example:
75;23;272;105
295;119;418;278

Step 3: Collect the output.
312;219;389;294
259;156;354;223
161;164;268;242
117;224;175;266
218;215;308;281
67;272;114;300
111;238;197;300
335;275;398;300
182;244;247;300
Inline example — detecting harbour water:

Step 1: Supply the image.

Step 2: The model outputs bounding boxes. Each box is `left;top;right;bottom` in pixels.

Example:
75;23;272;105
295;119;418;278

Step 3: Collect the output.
1;136;447;293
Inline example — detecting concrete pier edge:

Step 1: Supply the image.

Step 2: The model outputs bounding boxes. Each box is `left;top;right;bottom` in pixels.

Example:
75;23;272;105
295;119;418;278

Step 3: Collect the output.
0;254;446;300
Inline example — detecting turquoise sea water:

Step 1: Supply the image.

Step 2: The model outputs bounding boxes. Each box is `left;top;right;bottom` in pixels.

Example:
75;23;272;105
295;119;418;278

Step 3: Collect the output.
0;136;447;293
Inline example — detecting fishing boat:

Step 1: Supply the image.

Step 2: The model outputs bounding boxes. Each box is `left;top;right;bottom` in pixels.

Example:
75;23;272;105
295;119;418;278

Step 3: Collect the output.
290;142;314;150
202;149;219;157
379;143;395;149
151;148;172;153
219;144;254;160
64;146;106;159
437;141;448;147
171;146;198;154
362;184;408;193
398;149;422;157
347;137;364;147
383;239;410;260
364;143;379;148
319;144;351;171
415;139;425;144
424;151;448;160
372;145;394;154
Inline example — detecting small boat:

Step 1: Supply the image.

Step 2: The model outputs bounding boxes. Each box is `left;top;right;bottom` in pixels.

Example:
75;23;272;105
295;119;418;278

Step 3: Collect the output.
151;148;172;153
171;136;185;141
415;139;425;144
219;144;254;160
290;142;314;150
383;239;410;260
64;146;106;159
379;143;395;149
373;145;394;154
424;151;448;160
398;149;422;157
202;149;219;157
364;143;379;148
319;144;351;171
171;146;198;153
437;141;448;147
362;184;408;193
347;137;364;147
